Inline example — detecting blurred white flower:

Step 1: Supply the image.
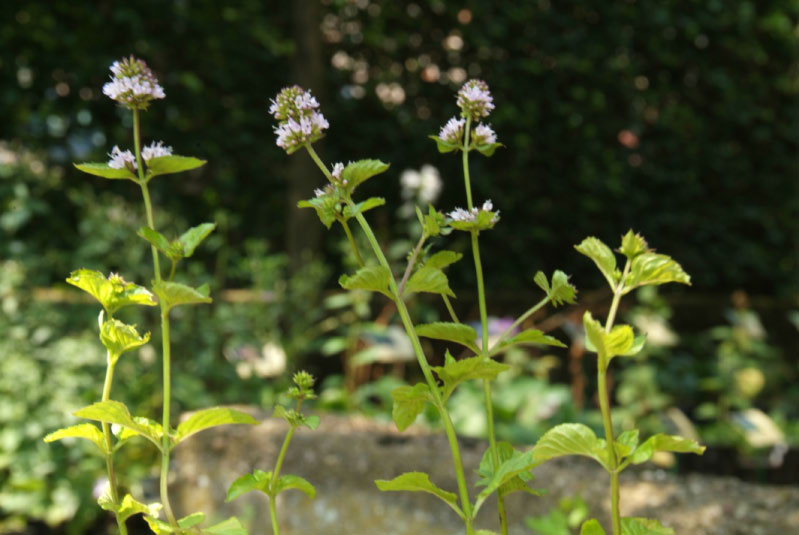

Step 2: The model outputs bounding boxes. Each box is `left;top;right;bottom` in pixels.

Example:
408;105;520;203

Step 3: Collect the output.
141;141;172;161
102;56;165;109
107;146;136;170
400;164;442;204
438;117;465;144
473;123;497;145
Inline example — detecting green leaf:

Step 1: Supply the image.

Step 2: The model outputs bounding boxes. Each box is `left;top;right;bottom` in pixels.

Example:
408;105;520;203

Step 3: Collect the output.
422;205;447;237
403;266;455;298
174;407;256;446
432;354;510;400
273;406;319;430
615;429;640;459
145;155;206;180
341;159;390;190
74;162;137;181
74;401;163;450
415;322;479;353
153;280;212;311
534;270;577;307
391;383;432;431
203;517;249;535
275;474;316;499
178;512;206;529
500;329;567;350
375;472;462;518
583;311;636;363
448;208;500;232
178;222;216;258
618;230;650;260
137;226;175;258
575;237;619;289
339;266;393;298
621;517;675;535
43;423;108;454
623;252;691;294
581;519;607;535
474;142;504;157
429;135;460;154
66;269;156;315
474;448;539;514
626;434;706;466
425;250;462;269
114;494;162;522
100;319;150;363
303;414;320;430
343;197;385;219
477;442;542;500
226;469;272;501
475;531;501;535
144;515;175;534
298;195;338;229
532;423;610;470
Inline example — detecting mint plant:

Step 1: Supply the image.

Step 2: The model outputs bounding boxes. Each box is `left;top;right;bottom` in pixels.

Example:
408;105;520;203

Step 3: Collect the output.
532;231;705;535
272;82;574;535
226;371;319;535
44;56;255;534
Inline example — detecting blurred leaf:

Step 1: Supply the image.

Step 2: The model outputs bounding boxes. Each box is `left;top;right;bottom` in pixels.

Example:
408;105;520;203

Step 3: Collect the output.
375;472;462;518
403;266;455;298
391;383;431;431
73;162;137;181
178;222;216;257
226;469;271;501
43;423;108;454
433;354;510;400
274;474;316;499
623;253;691;294
66;269;156;315
144;155;206;180
575;237;618;289
174;407;256;447
339;266;393;298
153;280;212;310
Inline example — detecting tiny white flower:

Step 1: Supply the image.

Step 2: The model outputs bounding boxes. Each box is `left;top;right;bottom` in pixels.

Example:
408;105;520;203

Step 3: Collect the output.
456;79;495;120
331;162;345;182
141;141;173;161
473;123;497;145
448;207;476;222
102;56;165;109
314;188;325;197
439;117;465;144
107;146;136;170
482;200;493;212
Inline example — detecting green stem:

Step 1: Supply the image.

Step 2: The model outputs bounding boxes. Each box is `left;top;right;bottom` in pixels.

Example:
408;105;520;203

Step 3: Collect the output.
268;495;280;535
463;117;507;535
442;295;460;323
598;259;631;535
100;357;128;535
267;425;296;535
133;108;177;527
491;296;550;351
340;219;365;267
398;234;426;296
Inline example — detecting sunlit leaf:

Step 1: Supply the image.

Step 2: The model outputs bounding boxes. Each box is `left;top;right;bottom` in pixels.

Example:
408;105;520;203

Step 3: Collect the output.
474;448;539;514
74;400;163;450
575;237;619;290
403;266;455;298
203;517;249;535
174;407;256;446
153;280;212;311
415;322;479;353
178;222;216;257
476;442;543;500
341;159;390;191
343;197;385;219
625;434;705;466
581;519;607;535
177;512;205;529
391;383;432;431
532;423;610;470
432;354;510;400
100;319;150;363
66;269;156;315
499;329;567;350
226;469;272;501
534;269;577;307
618;230;650;260
43;423;108;454
274;474;316;499
339;266;393;298
74;162;137;181
145;155;206;180
375;472;462;518
583;311;636;364
137;226;176;258
623;252;691;294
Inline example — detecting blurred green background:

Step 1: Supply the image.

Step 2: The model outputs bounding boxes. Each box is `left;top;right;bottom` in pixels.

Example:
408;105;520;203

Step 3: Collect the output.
1;0;797;532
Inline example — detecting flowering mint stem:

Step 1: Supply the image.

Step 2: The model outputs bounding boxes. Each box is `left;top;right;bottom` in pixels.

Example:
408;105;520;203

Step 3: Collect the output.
100;355;128;535
133;108;178;528
598;258;631;535
302;143;475;534
398;234;426;296
340;219;365;267
268;408;300;535
461;116;508;535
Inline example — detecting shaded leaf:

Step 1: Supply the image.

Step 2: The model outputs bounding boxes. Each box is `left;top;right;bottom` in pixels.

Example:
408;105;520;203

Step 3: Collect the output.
137;227;175;258
416;322;479;353
429;135;460;154
298;195;338;229
433;355;510;400
474;142;504;157
153;280;212;311
391;383;432;431
74;401;163;450
343;197;385;218
74;162;137;181
448;209;499;233
532;423;610;470
145;155;206;179
621;517;675;535
203;517;249;535
339;266;393;298
178;222;216;257
575;237;618;289
425;250;462;269
275;474;316;499
534;270;577;307
615;429;640;459
404;266;455;298
474;448;539;514
375;472;462;518
477;442;543;499
623;253;691;294
226;469;272;502
43;423;108;454
66;269;156;315
178;512;205;529
174;407;256;446
341;159;390;190
500;329;567;350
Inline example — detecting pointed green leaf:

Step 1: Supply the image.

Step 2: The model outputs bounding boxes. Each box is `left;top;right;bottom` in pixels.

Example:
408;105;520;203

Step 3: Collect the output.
621;517;675;535
226;470;272;502
177;512;205;529
581;519;607;535
302;414;320;430
583;311;636;363
110;494;162;522
144;155;206;179
474;142;504;157
534;270;577;307
500;329;567;350
137;227;175;258
341;159;390;190
615;429;640;459
144;515;176;534
203;517;249;535
474;448;539;514
339;266;393;298
425;250;462;270
66;269;156;315
432;355;510;400
533;423;610;470
44;423;108;454
343;197;385;219
178;222;216;258
100;319;150;363
404;266;455;298
375;472;462;518
272;406;319;430
298;195;338;229
74;162;137;181
391;383;432;431
114;416;163;451
74;401;163;450
153;280;212;311
626;434;706;466
618;230;650;260
429;135;460;153
275;474;316;499
477;442;543;500
423;205;447;237
575;237;619;289
415;322;479;353
174;407;256;446
623;252;691;294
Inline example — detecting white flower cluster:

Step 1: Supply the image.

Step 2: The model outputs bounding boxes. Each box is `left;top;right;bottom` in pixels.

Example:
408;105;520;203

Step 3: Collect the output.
400;164;442;204
438;117;466;145
456;79;495;121
331;162;345;182
102;56;165;109
270;86;329;153
473;123;497;145
107;146;137;170
141;141;173;161
447;200;499;224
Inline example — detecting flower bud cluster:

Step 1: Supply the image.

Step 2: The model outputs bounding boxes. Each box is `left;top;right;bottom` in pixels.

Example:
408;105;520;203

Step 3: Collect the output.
438;117;466;145
448;200;500;224
270;86;329;153
288;370;317;401
107;141;172;171
438;79;498;147
102;56;165;109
